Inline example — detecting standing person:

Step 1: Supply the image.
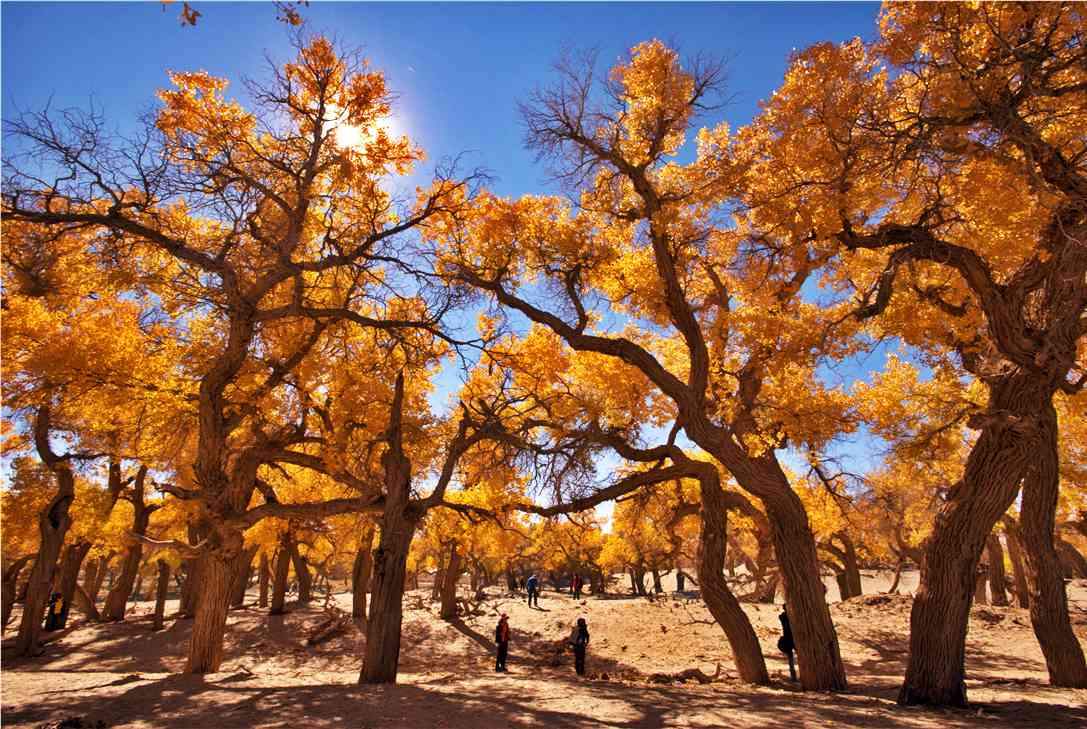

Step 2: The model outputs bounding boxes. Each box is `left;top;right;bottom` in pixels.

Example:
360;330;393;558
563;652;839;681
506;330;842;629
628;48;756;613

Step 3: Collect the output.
569;617;590;676
526;573;539;607
495;613;511;672
572;574;583;600
43;592;64;631
777;605;797;682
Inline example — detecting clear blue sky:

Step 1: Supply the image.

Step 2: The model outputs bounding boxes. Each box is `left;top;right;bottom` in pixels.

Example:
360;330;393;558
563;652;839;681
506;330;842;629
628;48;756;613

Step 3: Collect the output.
2;2;893;503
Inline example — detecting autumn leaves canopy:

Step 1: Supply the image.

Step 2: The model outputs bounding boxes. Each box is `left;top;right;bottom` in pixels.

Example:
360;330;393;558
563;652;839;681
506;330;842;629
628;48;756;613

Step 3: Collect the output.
3;2;1086;708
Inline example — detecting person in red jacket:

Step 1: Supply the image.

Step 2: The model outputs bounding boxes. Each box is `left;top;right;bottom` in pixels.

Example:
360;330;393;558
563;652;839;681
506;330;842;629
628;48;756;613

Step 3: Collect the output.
495;613;510;672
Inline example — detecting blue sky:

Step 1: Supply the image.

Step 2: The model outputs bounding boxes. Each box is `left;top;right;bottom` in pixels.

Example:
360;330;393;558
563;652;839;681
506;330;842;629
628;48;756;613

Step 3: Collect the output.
2;2;895;511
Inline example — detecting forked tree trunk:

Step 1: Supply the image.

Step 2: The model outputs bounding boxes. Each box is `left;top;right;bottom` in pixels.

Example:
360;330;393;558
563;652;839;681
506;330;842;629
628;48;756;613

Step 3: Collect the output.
230;545;258;609
16;414;77;657
2;555;34;633
258;553;270;608
352;526;375;620
87;554;111;603
104;466;154;621
898;376;1044;707
290;544;312;604
57;541;92;628
439;543;461;619
986;533;1009;606
1018;416;1087;687
697;472;769;685
152;559;170;631
1004;519;1031;608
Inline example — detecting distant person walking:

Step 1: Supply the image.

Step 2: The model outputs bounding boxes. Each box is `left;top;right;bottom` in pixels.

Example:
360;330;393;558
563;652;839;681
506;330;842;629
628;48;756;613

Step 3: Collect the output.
571;574;583;599
777;605;797;682
495;613;510;672
569;617;590;676
526;573;540;607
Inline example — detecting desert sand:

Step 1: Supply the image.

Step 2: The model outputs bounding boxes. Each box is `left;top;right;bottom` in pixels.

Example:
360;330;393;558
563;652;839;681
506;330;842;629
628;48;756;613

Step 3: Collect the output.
3;571;1086;728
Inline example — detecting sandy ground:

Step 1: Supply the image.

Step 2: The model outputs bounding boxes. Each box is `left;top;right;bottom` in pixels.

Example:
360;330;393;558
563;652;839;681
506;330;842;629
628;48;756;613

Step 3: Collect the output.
3;571;1086;728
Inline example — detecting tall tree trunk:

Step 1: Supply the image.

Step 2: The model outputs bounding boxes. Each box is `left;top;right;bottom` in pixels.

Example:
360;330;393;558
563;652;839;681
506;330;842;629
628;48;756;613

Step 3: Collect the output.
352;525;375;620
360;511;416;683
185;548;235;673
270;536;292;615
2;555;34;633
676;569;686;592
16;407;77;657
152;559;170;631
986;533;1009;606
840;533;863;598
697;471;770;685
361;384;418;685
1018;415;1087;687
82;558;100;610
439;542;461;619
1004;518;1031;608
898;376;1043;707
835;571;851;602
290;544;312;604
230;545;258;609
104;466;155;621
258;552;270;608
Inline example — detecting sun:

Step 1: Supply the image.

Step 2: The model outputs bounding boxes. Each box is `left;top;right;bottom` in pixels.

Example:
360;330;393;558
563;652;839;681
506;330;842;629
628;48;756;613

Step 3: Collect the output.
326;104;395;153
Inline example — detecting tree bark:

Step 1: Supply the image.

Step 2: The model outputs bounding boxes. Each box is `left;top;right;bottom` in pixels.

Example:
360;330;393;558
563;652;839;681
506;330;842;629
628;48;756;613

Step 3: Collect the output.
16;406;78;657
290;543;312;604
1018;414;1087;687
270;535;292;615
230;545;258;609
1004;519;1031;608
898;375;1045;707
57;540;92;629
185;547;236;672
2;555;34;633
1056;539;1087;579
697;471;770;685
676;569;686;592
352;525;375;620
258;552;270;608
973;567;989;605
103;468;154;621
179;523;207;618
887;557;904;595
87;554;111;604
986;533;1009;606
360;507;418;683
439;542;461;619
651;568;664;594
153;559;170;631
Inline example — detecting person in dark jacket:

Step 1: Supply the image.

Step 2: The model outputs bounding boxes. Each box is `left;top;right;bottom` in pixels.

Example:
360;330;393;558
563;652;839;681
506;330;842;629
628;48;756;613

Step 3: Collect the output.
777;605;797;681
571;574;583;600
569;617;590;676
526;573;539;607
43;592;64;631
495;613;511;672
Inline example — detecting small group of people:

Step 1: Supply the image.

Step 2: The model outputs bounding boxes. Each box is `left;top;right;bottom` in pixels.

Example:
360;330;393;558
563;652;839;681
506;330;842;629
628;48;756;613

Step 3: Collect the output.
494;614;591;676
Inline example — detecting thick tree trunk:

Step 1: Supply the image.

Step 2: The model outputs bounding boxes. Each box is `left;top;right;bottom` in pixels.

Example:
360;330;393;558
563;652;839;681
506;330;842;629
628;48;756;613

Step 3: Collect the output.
986;534;1009;606
835;571;851;601
230;545;258;609
153;559;170;631
360;509;417;683
1018;415;1087;687
1004;519;1031;608
15;432;76;657
697;472;770;685
290;544;312;604
439;543;461;619
352;526;375;621
898;376;1043;707
56;541;91;629
840;533;863;599
258;552;270;608
2;555;34;633
651;568;664;594
676;569;686;592
185;548;235;673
